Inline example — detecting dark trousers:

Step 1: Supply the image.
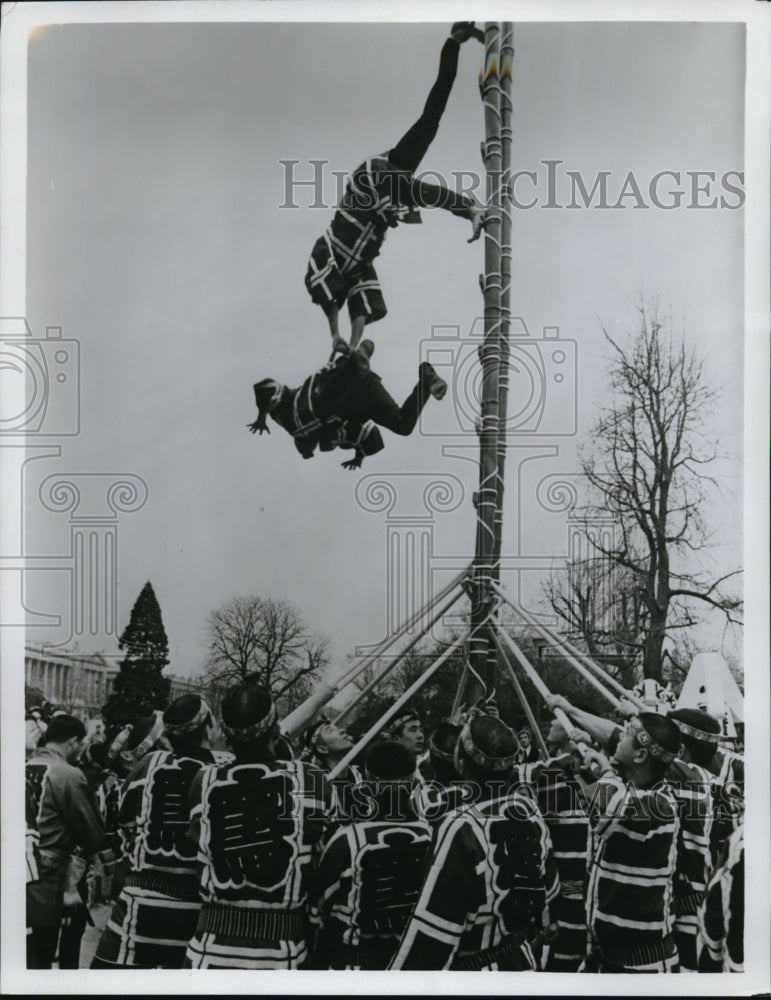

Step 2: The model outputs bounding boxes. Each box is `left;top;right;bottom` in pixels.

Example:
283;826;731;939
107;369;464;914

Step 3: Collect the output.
27;925;60;969
337;370;430;437
388;38;460;173
57;905;89;969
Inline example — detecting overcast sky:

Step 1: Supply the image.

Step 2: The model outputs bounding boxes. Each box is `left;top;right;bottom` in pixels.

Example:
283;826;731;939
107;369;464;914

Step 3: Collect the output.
18;14;747;682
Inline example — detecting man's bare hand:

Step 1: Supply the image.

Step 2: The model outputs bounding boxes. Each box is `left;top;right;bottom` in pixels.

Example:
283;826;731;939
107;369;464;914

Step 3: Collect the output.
329;335;350;361
247;417;269;435
468;206;490;243
545;693;572;714
618;698;639;719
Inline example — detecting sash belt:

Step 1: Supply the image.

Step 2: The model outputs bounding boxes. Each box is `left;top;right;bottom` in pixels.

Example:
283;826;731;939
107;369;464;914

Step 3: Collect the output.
597;932;677;970
124;870;201;902
673;890;703;917
332;938;398;970
197;902;306;941
452;930;528;971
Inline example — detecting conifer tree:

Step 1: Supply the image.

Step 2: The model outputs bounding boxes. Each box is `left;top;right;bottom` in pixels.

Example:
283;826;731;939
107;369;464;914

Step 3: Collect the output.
103;581;171;725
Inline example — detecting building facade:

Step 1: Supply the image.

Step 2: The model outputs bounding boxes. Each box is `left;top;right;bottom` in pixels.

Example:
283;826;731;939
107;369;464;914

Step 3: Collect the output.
24;642;202;720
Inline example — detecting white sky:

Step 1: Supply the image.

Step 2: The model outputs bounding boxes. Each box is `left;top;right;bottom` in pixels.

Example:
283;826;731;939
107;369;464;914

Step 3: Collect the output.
17;16;747;677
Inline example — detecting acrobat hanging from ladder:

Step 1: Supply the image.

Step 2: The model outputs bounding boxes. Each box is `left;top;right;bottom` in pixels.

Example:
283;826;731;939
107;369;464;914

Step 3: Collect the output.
248;338;447;469
304;21;488;359
249;22;489;468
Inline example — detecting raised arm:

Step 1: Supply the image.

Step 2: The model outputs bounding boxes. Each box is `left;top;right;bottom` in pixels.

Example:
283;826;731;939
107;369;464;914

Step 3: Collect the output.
545;694;621;749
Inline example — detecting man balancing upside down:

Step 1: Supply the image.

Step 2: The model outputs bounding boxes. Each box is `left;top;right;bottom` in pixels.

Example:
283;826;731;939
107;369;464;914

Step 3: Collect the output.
248;339;446;470
306;21;488;358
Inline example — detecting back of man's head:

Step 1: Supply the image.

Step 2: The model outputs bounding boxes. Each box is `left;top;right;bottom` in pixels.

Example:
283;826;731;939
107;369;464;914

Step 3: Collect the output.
41;714;86;746
428;720;461;783
365;740;415;782
668;707;721;767
637;712;681;779
221;680;277;752
163;693;213;755
457;714;519;782
362;740;417;821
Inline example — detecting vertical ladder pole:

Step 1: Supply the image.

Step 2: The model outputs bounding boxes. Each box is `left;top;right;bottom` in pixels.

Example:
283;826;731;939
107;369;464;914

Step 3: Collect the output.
468;22;504;707
486;22;515;695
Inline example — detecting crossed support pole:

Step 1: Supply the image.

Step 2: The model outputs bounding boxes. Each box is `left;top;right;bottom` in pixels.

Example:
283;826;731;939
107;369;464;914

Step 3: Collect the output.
281;566;471;740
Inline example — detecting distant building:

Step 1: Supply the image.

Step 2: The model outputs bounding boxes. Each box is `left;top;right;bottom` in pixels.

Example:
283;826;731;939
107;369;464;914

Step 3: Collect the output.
24;642;203;719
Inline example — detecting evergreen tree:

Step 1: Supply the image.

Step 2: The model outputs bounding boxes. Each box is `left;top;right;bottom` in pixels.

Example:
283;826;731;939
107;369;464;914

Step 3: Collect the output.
103;581;171;725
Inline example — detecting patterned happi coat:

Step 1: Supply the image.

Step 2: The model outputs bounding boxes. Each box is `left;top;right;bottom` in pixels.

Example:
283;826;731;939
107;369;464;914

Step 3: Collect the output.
390;790;560;970
93;748;214;968
184;756;327;969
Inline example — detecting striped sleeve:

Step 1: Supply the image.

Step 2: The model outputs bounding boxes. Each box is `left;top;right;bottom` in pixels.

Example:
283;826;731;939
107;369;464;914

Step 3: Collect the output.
308;826;353;929
389;816;480;970
697;825;744;972
587;781;679;956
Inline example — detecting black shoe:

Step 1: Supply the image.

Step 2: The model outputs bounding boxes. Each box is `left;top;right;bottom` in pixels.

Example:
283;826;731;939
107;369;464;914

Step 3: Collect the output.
451;22;485;44
353;339;374;372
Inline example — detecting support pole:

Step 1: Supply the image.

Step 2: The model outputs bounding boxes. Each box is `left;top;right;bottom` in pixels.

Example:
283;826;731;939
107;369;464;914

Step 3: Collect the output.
327;631;470;782
280;568;469;737
489;21;514;626
332;585;465;726
490;620;591;757
450;661;470;722
493;609;623;711
491;581;645;709
469;21;504;707
485;22;515;698
491;631;549;758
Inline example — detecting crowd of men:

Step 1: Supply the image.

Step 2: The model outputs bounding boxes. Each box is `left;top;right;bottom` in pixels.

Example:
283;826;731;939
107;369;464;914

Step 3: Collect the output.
25;678;744;973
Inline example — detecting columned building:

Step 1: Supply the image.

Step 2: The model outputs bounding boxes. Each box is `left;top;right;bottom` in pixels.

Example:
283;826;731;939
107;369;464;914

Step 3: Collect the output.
25;642;202;719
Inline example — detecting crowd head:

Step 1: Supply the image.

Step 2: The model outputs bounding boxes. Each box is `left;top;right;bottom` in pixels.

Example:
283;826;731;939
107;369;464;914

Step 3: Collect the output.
39;713;88;764
428;719;462;783
455;713;520;782
668;707;721;767
612;712;681;780
163;694;216;756
220;679;278;756
390;712;425;755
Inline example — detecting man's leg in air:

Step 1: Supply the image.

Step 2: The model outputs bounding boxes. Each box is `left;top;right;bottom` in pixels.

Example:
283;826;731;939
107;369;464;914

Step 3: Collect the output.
388;23;483;175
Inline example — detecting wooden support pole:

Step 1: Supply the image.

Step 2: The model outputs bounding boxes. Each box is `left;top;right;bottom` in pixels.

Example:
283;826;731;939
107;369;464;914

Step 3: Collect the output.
491;629;550;758
491;581;645;709
332;585;465;726
492;22;514;587
327;631;470;782
492;593;625;711
280;568;469;738
490;617;593;758
485;22;515;697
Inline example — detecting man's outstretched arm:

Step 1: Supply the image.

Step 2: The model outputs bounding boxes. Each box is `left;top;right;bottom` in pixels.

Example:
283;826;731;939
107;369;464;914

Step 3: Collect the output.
409;179;489;242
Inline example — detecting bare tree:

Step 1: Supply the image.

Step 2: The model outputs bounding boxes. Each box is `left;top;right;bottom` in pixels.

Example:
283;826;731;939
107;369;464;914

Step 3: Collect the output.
203;596;329;715
551;302;742;680
543;557;643;689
